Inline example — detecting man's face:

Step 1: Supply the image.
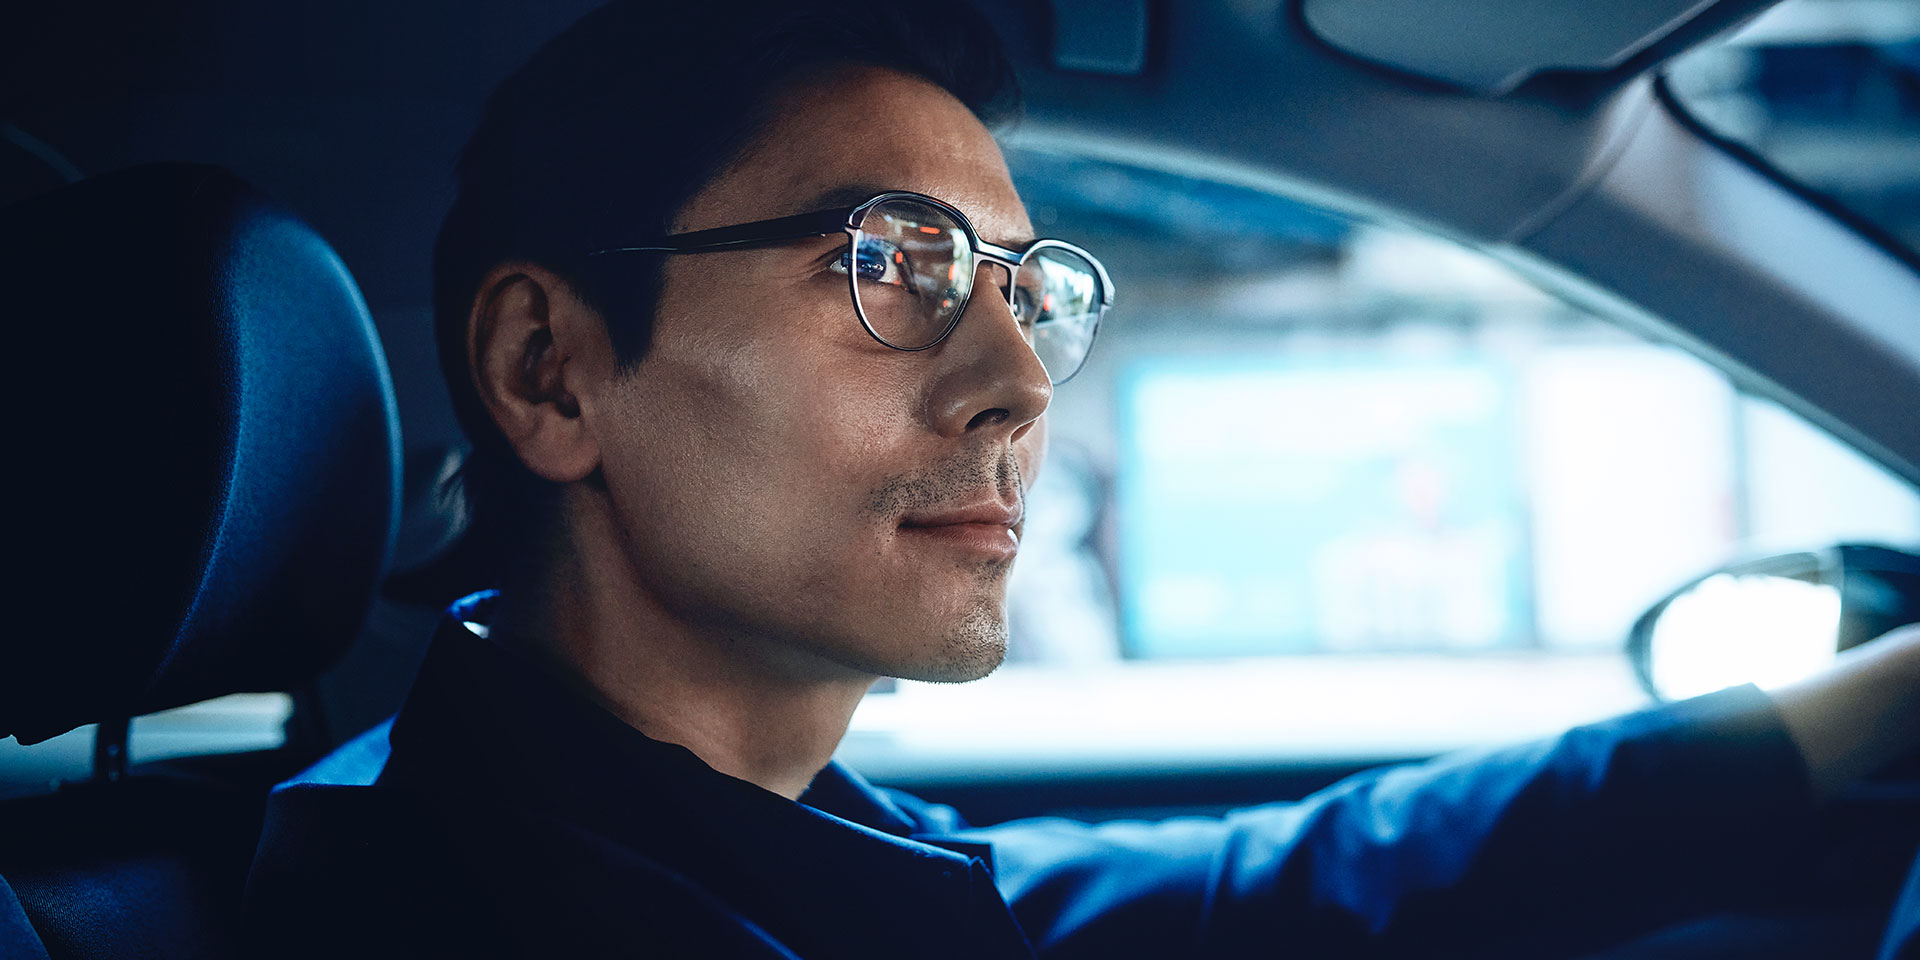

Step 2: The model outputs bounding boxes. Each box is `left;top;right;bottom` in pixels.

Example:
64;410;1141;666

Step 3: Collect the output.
585;66;1050;683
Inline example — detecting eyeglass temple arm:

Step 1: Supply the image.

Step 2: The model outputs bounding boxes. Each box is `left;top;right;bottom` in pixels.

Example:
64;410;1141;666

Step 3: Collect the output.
588;207;856;256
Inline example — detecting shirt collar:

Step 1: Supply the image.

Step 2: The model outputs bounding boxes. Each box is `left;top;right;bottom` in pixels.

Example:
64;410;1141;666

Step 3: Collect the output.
405;590;916;832
379;592;1023;959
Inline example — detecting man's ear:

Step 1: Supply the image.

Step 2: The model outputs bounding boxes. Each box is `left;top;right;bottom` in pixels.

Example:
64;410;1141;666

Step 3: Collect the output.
467;262;609;484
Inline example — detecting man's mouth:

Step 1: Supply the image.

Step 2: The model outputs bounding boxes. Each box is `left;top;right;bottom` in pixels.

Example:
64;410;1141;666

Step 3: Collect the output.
898;501;1023;559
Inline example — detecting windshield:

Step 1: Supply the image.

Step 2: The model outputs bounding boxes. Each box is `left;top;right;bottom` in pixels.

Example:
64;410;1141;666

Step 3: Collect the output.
1667;0;1920;257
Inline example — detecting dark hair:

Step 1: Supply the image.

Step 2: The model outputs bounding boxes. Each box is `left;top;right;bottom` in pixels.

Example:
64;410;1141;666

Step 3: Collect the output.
433;0;1020;582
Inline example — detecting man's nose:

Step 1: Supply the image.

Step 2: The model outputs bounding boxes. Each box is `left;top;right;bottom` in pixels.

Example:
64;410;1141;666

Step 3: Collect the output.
925;260;1052;439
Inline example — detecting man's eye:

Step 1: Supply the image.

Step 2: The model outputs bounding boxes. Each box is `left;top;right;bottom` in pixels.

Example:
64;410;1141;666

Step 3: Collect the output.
829;242;908;288
1013;285;1042;326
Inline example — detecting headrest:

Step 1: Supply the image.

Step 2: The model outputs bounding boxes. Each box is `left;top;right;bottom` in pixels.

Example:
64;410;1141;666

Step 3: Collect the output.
0;164;400;745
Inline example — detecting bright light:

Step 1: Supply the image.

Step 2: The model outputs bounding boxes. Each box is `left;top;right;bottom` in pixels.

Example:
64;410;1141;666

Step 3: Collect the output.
1648;574;1840;700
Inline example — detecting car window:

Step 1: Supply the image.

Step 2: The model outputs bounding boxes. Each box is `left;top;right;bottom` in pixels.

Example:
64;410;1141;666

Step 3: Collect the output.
0;694;290;798
839;150;1920;780
1666;0;1920;256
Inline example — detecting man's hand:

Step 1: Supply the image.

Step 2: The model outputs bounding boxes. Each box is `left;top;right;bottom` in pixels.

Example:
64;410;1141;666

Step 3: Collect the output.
1768;622;1920;801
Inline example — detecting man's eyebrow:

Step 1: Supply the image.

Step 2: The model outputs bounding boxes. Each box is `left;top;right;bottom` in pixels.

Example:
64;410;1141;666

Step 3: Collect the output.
1000;228;1038;248
796;183;890;213
794;184;1038;247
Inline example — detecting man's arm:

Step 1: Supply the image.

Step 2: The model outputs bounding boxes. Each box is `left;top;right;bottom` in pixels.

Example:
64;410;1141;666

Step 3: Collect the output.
1769;623;1920;801
955;627;1920;959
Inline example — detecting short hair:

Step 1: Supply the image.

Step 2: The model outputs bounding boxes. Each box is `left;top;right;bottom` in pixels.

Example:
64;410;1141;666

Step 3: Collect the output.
433;0;1020;583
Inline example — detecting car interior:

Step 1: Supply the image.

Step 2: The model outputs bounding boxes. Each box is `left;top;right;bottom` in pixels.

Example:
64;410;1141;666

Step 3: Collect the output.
2;0;1918;957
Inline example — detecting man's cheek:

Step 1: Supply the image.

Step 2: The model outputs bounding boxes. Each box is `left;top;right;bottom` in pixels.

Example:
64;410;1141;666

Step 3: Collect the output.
776;392;904;467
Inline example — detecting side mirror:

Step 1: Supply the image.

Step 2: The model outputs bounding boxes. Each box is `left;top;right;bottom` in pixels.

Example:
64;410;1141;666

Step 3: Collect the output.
1627;544;1920;703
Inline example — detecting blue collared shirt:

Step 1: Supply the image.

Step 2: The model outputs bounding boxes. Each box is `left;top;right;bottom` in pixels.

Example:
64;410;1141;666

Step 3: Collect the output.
247;592;1848;958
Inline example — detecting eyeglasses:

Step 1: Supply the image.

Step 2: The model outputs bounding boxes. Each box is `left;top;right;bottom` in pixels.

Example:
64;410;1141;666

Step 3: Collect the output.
587;191;1112;384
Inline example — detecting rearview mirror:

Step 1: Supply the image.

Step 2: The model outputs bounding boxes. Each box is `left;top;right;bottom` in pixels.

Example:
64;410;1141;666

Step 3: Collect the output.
1627;544;1920;702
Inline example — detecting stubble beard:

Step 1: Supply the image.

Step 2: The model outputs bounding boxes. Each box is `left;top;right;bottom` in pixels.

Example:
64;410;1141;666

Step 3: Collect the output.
865;451;1024;683
910;564;1012;683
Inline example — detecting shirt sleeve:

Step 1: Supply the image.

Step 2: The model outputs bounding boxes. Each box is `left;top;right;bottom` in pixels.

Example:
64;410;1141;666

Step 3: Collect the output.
950;684;1821;960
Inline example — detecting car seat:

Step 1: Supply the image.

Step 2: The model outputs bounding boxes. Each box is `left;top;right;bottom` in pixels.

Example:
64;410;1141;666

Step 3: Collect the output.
0;163;400;959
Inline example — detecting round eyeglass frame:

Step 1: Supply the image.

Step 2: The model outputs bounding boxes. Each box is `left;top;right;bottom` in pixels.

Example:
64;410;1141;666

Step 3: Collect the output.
586;190;1114;384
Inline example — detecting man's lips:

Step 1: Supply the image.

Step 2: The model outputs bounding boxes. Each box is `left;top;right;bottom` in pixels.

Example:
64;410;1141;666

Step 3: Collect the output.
898;502;1023;558
900;502;1023;528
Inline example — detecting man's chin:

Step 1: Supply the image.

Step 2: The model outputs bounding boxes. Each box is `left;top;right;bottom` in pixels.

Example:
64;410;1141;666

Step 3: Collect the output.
893;605;1009;683
898;649;1005;684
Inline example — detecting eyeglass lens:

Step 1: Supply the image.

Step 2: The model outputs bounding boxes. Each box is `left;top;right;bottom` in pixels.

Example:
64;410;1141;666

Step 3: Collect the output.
849;197;1103;384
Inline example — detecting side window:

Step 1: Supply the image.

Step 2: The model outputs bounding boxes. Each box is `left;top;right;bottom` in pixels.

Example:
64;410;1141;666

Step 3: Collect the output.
843;153;1920;776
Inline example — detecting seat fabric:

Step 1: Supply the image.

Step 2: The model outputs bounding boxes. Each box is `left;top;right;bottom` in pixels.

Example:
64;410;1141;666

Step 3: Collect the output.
2;778;268;960
1;872;52;960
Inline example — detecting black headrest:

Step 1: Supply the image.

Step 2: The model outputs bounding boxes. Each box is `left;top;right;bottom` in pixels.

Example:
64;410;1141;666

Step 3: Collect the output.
0;164;400;745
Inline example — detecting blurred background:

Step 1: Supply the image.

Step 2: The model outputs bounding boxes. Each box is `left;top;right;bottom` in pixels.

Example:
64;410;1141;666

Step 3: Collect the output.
850;0;1920;778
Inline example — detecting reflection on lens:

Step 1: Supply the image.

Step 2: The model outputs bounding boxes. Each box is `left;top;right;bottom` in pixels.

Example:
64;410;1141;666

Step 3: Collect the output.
851;198;1107;384
1018;244;1103;384
852;199;972;349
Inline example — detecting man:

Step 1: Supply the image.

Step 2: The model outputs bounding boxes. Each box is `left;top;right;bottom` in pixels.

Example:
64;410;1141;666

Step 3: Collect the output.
245;1;1920;956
